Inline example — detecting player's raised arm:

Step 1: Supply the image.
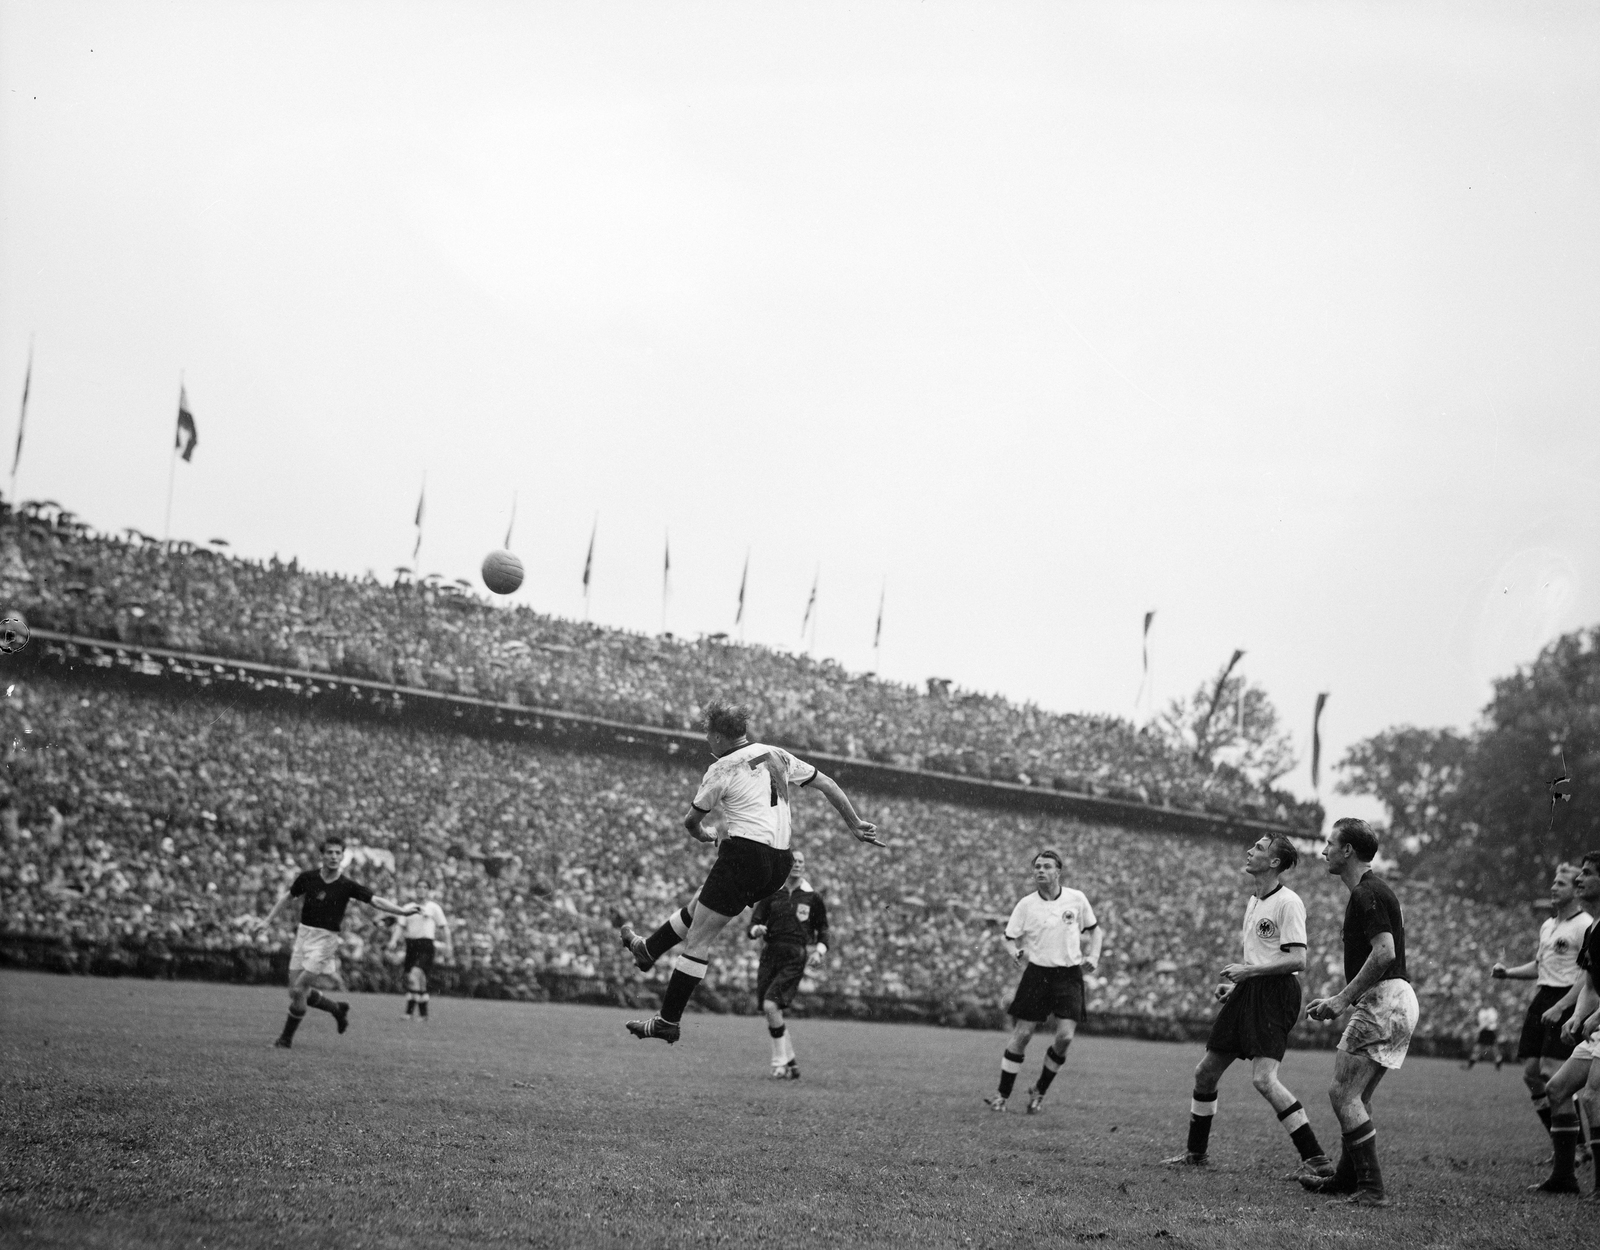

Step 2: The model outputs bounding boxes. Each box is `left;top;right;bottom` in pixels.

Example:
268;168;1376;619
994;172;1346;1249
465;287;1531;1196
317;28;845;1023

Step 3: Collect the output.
1494;956;1538;980
367;893;420;917
262;887;296;928
807;770;884;845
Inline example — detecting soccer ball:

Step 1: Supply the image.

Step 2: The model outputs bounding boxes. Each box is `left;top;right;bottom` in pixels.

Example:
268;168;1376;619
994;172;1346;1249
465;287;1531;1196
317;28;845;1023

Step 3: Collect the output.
481;550;524;595
0;611;29;655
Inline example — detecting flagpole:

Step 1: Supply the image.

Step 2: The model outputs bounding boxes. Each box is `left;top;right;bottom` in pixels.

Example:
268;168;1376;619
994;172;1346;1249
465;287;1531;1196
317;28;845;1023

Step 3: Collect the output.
163;372;183;542
661;530;670;636
9;335;32;504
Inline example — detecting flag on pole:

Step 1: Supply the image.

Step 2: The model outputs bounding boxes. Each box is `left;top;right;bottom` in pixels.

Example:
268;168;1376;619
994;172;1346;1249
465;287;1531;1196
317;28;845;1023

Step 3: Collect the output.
1142;611;1155;675
1311;692;1329;790
873;581;885;651
10;342;32;487
504;492;517;549
800;568;818;637
663;532;671;590
582;517;596;594
735;551;748;626
175;386;198;462
412;479;425;561
1195;648;1245;761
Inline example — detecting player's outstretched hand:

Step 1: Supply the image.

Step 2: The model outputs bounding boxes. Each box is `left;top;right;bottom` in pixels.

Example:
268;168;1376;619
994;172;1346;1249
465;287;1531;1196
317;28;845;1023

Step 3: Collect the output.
404;902;422;915
851;820;886;846
1491;962;1507;979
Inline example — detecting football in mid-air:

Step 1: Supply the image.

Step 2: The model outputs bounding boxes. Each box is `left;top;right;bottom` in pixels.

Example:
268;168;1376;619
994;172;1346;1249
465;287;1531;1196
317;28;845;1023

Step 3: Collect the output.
481;550;524;595
0;611;30;655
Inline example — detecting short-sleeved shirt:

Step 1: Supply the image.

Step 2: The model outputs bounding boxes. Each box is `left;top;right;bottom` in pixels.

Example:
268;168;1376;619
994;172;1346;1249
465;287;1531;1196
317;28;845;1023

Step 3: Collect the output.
1536;909;1594;986
1005;888;1097;968
402;900;448;941
289;870;374;933
692;742;819;850
1240;885;1308;967
1342;872;1407;985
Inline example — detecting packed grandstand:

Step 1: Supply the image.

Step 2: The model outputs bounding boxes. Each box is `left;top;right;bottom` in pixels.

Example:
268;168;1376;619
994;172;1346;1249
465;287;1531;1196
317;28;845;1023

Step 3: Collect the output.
0;502;1540;1042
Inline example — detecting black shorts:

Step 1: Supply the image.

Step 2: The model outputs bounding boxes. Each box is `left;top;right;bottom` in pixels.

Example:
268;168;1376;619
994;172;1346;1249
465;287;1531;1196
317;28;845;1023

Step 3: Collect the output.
1207;974;1302;1062
756;943;809;1010
1476;1028;1498;1046
1008;963;1086;1024
698;838;794;919
1518;985;1577;1061
403;938;435;974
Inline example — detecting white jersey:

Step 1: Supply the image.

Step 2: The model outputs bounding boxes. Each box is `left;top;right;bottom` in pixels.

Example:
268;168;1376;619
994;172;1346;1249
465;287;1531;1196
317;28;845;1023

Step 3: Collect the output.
692;742;818;850
1239;884;1308;968
1005;887;1097;968
402;900;448;942
1477;1006;1500;1031
1537;909;1593;987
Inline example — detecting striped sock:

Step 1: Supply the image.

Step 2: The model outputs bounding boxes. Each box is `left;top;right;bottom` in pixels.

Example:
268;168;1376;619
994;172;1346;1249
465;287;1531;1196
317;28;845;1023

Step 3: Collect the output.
1344;1123;1381;1195
645;907;694;962
998;1049;1025;1098
1034;1041;1070;1094
660;953;708;1023
1186;1089;1218;1157
1549;1112;1581;1179
1276;1100;1325;1161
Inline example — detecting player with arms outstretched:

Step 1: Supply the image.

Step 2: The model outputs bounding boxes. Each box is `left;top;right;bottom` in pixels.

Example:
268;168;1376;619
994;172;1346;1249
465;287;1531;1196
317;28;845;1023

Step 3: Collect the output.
986;849;1101;1114
263;835;418;1048
1165;834;1333;1178
621;700;883;1046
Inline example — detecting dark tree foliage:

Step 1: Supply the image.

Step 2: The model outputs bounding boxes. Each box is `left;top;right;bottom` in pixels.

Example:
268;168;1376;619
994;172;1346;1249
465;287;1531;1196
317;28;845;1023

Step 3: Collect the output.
1337;626;1600;902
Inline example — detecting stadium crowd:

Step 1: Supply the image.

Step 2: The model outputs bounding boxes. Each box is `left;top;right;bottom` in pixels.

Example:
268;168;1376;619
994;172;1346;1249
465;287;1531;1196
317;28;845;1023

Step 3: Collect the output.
0;671;1537;1038
0;504;1320;830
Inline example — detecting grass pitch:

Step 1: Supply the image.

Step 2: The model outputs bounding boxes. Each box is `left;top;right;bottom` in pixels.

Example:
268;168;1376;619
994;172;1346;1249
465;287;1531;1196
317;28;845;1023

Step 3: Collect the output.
0;971;1589;1249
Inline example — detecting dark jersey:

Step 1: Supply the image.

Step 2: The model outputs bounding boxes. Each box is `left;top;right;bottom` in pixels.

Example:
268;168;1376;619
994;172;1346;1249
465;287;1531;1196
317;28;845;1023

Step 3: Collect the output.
750;885;829;948
1579;918;1600;987
1342;871;1407;984
290;870;374;933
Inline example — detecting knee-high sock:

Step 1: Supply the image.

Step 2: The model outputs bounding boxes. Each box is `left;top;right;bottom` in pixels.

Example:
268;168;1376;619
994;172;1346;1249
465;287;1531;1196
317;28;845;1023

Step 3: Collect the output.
998;1049;1025;1098
417;993;429;1018
404;994;416;1015
305;989;338;1014
1548;1112;1581;1180
280;1006;306;1041
1034;1041;1070;1094
1344;1123;1382;1195
645;907;694;963
1276;1100;1326;1161
1186;1089;1217;1156
768;1024;787;1064
659;953;707;1023
1531;1089;1552;1135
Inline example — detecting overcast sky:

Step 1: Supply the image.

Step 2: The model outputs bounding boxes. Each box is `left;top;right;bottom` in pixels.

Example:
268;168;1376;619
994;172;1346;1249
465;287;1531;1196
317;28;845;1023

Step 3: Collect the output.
2;1;1596;811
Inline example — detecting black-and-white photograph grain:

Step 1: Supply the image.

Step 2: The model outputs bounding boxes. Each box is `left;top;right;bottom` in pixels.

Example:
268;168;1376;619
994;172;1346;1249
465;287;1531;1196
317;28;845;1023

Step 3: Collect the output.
2;3;1597;1247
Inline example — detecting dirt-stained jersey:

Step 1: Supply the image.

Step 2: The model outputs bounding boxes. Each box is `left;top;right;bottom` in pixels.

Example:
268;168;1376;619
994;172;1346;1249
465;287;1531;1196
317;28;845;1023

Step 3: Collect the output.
1239;885;1308;967
692;742;819;850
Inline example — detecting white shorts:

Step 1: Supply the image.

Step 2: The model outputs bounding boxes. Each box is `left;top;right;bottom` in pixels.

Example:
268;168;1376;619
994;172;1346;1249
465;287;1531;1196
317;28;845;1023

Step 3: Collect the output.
1339;979;1420;1070
1570;1027;1600;1063
288;924;342;978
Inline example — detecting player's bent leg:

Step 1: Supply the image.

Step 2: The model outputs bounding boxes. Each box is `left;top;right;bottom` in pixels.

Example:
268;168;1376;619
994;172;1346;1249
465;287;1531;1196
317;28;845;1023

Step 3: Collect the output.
1304;1051;1384;1199
763;998;789;1074
1533;1056;1590;1194
278;970;317;1047
627;905;736;1044
1251;1058;1332;1176
1027;1018;1077;1113
987;1018;1035;1111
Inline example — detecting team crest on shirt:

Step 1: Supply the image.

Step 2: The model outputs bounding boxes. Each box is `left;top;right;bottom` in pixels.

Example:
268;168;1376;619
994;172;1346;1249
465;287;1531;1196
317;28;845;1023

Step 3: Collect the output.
1555;938;1570;954
796;904;810;922
1255;917;1279;941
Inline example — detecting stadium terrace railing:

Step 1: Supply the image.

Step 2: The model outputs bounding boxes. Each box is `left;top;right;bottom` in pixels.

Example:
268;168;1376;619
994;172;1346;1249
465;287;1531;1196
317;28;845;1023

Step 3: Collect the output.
10;628;1301;842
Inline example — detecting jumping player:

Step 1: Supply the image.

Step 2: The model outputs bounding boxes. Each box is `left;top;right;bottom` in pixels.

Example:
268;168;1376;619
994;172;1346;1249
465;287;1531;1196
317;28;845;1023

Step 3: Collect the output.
1491;863;1592;1142
986;849;1101;1114
621;700;883;1045
1302;818;1418;1207
262;835;418;1048
388;884;453;1020
748;849;829;1079
1164;834;1333;1179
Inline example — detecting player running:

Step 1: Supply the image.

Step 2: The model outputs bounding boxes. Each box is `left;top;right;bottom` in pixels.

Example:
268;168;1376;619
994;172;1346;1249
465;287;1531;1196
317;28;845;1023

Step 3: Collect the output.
748;850;829;1079
388;883;453;1021
1164;834;1333;1179
1529;850;1600;1197
1491;863;1592;1144
985;849;1101;1114
1301;818;1418;1207
621;700;883;1046
262;835;418;1048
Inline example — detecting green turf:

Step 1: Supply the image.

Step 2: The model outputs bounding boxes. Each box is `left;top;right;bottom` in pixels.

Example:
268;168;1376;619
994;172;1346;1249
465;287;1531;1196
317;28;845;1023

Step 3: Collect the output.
0;970;1589;1249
